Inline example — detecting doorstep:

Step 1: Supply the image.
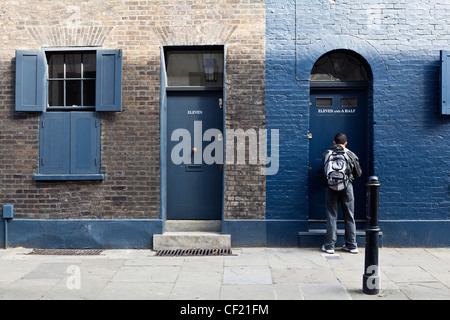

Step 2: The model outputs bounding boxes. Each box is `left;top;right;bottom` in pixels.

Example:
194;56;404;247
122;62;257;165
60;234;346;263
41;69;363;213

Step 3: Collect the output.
298;229;382;248
153;232;231;250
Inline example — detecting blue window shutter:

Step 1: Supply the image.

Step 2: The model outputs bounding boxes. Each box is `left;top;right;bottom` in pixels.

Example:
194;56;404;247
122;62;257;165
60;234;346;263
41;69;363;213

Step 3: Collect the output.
70;112;101;174
96;49;123;112
40;113;70;174
441;51;450;115
15;50;46;112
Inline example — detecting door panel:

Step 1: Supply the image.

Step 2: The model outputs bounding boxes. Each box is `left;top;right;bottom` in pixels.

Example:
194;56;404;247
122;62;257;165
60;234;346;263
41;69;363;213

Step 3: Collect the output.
309;89;368;221
167;91;223;220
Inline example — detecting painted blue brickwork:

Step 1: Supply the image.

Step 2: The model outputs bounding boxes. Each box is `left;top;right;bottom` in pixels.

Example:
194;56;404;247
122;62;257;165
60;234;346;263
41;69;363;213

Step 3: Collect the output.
266;0;309;222
1;219;162;249
266;0;450;246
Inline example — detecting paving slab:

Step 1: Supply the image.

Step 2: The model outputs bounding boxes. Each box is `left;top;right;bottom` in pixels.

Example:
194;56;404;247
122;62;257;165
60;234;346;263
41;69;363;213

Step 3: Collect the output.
397;282;450;300
223;266;272;285
0;278;60;300
112;265;181;283
97;282;174;300
382;265;439;283
271;266;340;284
23;262;78;280
299;283;351;300
273;283;304;300
171;280;222;300
220;284;276;300
0;247;450;300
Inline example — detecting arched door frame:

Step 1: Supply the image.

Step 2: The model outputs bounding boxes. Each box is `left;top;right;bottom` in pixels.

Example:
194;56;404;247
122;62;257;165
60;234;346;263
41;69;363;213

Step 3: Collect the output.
308;49;373;225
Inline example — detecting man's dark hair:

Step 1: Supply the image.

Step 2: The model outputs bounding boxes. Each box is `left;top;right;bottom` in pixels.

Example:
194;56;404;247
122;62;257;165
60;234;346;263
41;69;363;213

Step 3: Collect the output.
334;132;347;145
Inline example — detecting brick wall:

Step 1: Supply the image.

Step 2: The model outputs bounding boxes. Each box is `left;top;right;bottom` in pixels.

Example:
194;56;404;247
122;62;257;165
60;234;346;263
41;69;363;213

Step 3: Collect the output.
0;0;266;220
266;0;450;221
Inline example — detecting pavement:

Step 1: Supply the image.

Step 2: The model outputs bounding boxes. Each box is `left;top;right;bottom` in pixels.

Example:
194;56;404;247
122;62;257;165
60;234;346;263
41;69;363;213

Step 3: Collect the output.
0;246;450;300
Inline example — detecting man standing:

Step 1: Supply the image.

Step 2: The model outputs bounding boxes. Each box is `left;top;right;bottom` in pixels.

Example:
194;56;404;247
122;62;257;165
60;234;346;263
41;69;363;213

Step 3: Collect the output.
321;133;362;254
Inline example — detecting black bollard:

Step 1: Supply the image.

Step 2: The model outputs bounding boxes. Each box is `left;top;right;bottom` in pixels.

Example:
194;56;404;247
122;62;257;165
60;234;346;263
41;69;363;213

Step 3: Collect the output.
363;176;380;295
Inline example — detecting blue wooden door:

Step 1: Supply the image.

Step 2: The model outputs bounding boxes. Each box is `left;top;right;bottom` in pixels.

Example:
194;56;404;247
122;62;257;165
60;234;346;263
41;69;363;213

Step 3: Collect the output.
167;90;223;220
309;89;369;221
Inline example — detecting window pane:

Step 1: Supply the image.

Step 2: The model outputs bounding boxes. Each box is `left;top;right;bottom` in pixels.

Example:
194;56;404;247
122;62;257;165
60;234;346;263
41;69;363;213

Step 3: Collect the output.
341;97;358;108
66;80;81;106
83;80;95;106
48;54;64;79
48;80;64;106
316;97;332;107
83;53;96;78
166;51;223;87
310;51;368;82
66;54;81;78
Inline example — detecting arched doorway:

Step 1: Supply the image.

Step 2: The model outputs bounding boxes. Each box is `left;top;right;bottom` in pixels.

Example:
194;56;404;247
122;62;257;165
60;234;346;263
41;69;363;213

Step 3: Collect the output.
308;50;371;226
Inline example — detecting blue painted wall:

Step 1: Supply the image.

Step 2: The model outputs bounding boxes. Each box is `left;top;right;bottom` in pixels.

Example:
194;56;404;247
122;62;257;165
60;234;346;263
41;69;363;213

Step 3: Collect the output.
265;0;309;222
265;0;450;246
1;219;162;249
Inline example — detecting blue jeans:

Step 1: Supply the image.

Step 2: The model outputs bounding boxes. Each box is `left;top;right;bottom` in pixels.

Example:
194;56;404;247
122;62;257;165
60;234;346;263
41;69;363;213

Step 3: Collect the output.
324;183;357;250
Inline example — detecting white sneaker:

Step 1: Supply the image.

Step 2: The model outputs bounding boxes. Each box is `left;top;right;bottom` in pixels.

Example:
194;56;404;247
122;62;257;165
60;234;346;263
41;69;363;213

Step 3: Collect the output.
342;245;358;254
321;245;335;254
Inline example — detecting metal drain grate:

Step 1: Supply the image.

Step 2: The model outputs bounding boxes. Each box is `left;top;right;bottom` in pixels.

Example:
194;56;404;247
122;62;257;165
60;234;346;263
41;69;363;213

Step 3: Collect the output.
28;249;104;256
155;248;233;257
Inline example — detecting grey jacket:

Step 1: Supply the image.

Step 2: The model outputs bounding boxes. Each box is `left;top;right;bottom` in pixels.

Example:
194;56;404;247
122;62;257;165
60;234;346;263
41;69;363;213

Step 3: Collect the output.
322;145;362;182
